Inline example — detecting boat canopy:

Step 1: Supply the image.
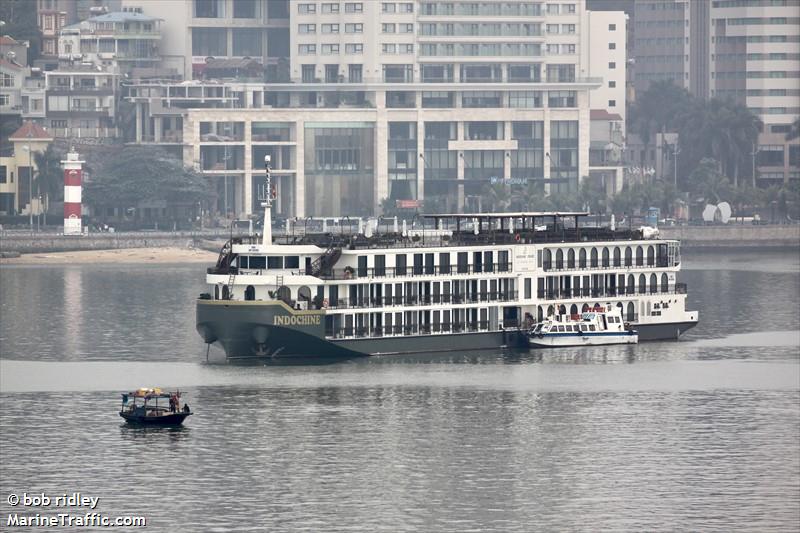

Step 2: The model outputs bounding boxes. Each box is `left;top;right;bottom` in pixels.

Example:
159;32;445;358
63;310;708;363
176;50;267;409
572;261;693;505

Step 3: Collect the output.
123;388;175;399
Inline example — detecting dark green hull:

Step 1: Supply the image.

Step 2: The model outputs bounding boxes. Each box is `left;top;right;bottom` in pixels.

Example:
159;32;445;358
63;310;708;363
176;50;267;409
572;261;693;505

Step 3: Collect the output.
196;300;526;360
196;300;696;361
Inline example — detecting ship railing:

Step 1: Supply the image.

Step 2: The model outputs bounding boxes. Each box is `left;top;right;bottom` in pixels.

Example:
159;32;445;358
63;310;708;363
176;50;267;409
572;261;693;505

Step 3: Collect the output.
542;260;667;273
272;225;654;250
327;321;497;339
301;262;513;280
325;291;519;310
536;286;688;301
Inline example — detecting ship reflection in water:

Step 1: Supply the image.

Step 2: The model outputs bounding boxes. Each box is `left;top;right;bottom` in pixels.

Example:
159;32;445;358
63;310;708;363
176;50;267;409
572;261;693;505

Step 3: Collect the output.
0;249;798;531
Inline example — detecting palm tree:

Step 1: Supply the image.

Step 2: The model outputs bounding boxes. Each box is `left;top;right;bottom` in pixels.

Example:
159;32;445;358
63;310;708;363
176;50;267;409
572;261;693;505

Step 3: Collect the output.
32;145;65;214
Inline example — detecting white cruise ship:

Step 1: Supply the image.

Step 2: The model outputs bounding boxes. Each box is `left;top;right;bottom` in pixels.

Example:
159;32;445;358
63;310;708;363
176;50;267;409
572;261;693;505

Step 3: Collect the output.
196;186;698;359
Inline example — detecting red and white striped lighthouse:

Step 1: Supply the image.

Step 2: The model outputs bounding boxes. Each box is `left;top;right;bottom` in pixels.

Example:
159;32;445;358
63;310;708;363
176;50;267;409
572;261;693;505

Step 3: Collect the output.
62;149;84;235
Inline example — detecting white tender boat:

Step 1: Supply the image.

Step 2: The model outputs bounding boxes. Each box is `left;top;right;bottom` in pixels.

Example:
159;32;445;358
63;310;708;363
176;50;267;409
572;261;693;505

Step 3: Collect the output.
528;305;638;348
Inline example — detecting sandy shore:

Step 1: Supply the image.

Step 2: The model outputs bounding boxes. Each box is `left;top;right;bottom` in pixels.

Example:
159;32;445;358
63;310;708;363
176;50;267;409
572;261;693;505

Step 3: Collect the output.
0;247;218;264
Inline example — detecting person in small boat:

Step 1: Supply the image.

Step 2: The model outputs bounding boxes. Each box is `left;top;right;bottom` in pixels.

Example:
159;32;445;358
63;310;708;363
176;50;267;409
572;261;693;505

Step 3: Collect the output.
182;403;190;413
169;394;178;413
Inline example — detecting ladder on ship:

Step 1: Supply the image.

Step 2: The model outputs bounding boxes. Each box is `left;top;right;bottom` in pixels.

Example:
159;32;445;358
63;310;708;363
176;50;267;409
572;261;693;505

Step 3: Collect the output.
226;271;235;299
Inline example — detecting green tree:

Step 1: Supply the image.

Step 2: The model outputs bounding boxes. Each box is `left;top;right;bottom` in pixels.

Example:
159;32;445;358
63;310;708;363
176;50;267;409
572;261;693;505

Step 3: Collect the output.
33;145;65;212
84;146;213;213
688;158;732;204
630;80;691;170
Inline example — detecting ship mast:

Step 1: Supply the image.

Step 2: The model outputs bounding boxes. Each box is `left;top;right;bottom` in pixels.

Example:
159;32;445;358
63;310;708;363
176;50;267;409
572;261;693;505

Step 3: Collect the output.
262;155;272;246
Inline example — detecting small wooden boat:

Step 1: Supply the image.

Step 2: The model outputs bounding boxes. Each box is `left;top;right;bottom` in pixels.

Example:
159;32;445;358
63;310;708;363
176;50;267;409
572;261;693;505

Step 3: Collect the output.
119;388;192;426
528;305;638;348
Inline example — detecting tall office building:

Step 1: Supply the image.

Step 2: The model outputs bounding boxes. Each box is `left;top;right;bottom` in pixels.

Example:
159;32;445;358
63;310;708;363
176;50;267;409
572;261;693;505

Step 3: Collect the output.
710;0;800;183
126;0;624;218
632;0;799;184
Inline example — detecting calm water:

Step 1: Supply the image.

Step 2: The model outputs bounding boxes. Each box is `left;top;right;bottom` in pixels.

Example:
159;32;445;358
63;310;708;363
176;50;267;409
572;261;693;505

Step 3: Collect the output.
1;249;798;531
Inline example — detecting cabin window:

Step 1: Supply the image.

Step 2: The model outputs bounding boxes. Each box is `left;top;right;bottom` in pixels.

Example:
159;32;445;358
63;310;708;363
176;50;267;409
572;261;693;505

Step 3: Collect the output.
245;285;256;301
498;250;509;271
473;251;483;273
484;251;494;273
239;256;248;268
558;326;565;332
439;253;450;274
565;325;573;332
396;254;407;275
580;324;588;331
267;256;283;269
329;285;339;307
249;256;266;269
285;256;300;269
589;325;596;331
457;252;469;273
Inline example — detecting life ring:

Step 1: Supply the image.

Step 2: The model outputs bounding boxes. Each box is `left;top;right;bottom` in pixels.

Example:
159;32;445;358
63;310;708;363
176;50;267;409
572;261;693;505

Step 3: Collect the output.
514;234;521;242
322;298;329;308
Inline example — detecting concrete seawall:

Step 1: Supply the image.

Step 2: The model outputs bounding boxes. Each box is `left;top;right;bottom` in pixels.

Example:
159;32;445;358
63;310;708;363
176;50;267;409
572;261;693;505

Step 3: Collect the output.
1;225;798;254
659;225;800;248
0;232;222;254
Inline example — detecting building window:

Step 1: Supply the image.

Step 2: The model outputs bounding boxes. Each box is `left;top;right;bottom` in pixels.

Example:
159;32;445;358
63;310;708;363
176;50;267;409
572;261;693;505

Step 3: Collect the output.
348;64;362;82
382;23;396;33
400;2;413;12
609;23;616;30
322;23;339;33
299;44;317;55
302;64;316;82
548;91;576;108
345;23;363;33
609;62;616;69
547;24;559;34
345;43;363;54
565;3;576;13
321;44;340;55
345;2;363;13
382;43;397;54
509;91;542;108
382;3;396;13
321;3;340;14
383;64;413;83
298;3;316;14
299;24;316;34
608;100;616;107
609;80;616;88
546;4;559;15
609;42;616;49
399;23;413;33
399;44;414;54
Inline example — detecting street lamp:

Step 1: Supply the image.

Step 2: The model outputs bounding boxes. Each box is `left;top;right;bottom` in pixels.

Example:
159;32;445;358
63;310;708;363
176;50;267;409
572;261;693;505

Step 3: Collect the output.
672;143;680;189
751;143;760;188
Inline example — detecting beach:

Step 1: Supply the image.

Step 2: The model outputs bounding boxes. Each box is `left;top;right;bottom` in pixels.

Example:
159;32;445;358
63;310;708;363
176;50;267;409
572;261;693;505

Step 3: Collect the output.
0;247;217;264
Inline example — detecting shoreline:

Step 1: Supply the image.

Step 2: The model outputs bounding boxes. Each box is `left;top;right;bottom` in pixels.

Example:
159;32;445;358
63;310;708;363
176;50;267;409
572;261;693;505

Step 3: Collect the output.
0;247;217;265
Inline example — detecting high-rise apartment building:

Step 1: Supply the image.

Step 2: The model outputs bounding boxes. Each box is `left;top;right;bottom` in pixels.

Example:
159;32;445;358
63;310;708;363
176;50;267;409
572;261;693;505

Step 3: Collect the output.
127;0;291;80
125;0;624;218
710;0;800;183
632;0;800;184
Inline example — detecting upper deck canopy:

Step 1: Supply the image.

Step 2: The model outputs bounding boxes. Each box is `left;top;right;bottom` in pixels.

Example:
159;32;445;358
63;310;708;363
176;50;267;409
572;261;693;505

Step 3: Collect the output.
422;211;589;220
